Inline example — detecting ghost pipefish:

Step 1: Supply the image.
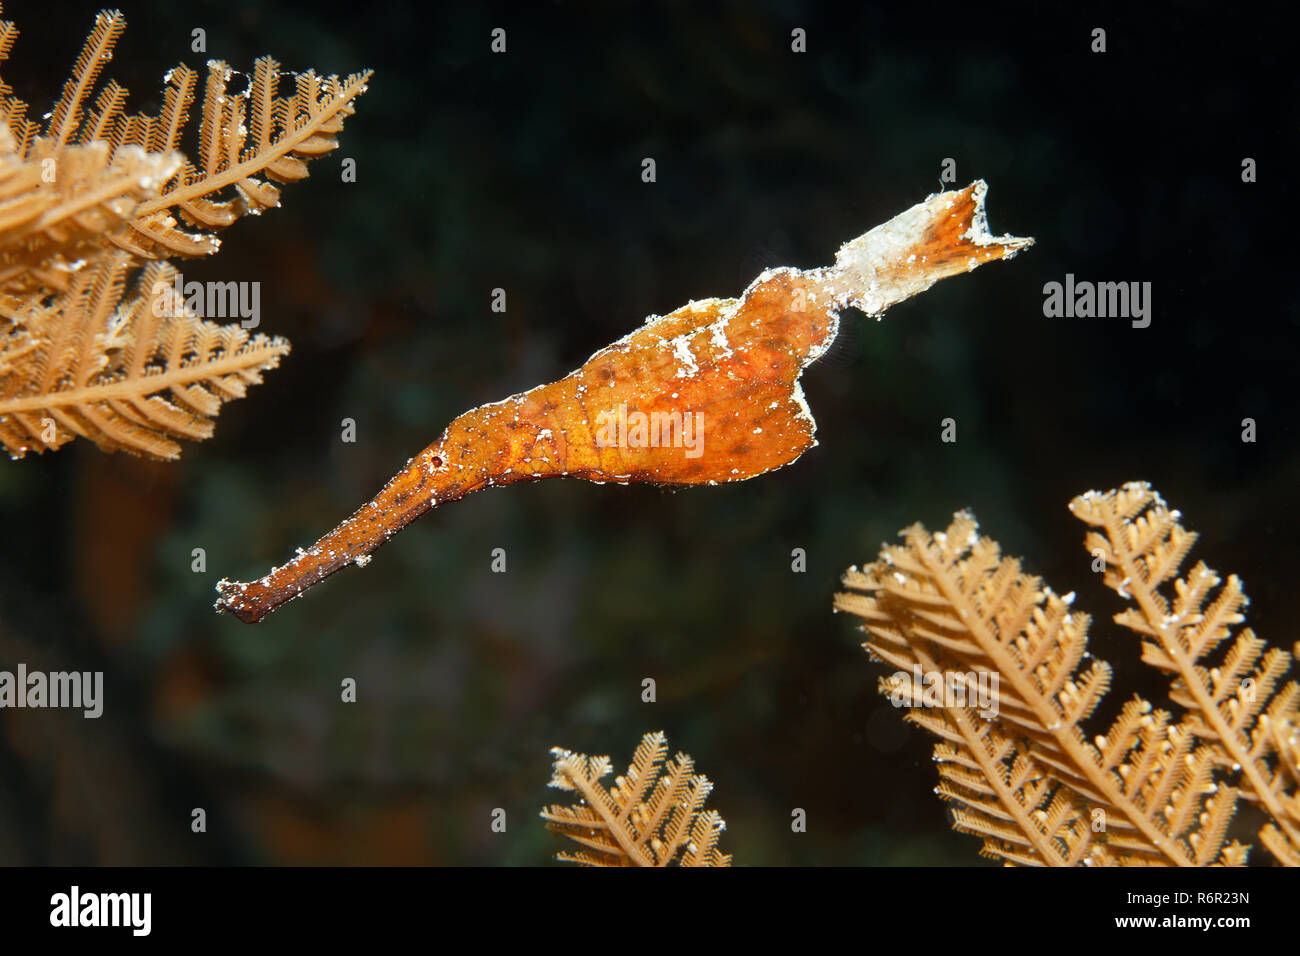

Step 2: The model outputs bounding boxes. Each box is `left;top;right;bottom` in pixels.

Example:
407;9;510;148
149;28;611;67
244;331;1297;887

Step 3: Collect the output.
215;180;1032;623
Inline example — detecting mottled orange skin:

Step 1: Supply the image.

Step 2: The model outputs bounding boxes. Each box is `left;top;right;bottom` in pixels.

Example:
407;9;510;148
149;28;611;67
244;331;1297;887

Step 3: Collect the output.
215;182;1032;623
215;272;830;622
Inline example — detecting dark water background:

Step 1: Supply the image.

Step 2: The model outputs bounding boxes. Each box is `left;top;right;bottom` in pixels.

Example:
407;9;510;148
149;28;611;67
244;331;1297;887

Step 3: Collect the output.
0;0;1294;864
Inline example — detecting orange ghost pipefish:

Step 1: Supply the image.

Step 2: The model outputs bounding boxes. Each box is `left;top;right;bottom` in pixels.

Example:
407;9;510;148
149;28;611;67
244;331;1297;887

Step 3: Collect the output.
215;180;1033;623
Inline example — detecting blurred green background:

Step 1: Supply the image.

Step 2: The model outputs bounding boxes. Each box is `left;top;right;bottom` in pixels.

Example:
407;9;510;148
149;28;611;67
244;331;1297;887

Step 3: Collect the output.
0;0;1295;864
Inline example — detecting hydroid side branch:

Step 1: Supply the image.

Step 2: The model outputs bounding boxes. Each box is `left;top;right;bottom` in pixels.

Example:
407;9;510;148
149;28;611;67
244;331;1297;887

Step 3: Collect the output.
0;6;370;459
835;482;1298;866
540;731;731;866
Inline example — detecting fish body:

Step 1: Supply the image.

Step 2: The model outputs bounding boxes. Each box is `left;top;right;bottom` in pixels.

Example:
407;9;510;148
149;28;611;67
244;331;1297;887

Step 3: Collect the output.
216;181;1032;623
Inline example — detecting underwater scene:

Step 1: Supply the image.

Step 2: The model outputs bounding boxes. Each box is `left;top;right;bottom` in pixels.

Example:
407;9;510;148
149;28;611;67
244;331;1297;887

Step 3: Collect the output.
0;0;1295;880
